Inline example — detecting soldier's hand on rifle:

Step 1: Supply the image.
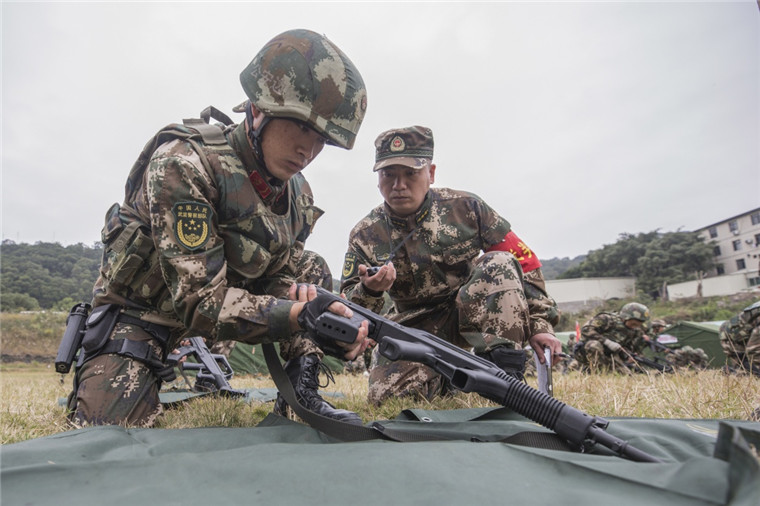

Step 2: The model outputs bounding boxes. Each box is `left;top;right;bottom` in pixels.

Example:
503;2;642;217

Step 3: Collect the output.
603;339;622;354
288;283;373;361
529;333;564;365
359;262;396;294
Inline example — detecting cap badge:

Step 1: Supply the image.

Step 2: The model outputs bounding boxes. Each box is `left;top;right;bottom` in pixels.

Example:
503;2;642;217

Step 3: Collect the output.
390;136;405;152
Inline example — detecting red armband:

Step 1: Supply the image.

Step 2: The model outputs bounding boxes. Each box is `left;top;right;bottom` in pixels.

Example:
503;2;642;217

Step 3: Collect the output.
487;231;542;273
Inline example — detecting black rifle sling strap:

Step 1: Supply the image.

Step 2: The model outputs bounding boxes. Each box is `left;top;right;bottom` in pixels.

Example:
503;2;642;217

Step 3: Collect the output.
262;343;444;443
263;343;576;449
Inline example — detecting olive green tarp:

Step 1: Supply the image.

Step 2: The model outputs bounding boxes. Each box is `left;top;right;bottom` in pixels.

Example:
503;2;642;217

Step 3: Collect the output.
659;321;727;368
3;407;758;506
227;342;345;375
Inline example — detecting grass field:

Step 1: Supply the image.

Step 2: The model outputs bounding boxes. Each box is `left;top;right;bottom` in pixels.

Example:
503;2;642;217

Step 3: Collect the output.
2;361;758;446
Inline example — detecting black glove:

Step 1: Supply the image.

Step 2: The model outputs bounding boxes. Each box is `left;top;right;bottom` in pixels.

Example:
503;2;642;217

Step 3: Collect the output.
296;293;336;335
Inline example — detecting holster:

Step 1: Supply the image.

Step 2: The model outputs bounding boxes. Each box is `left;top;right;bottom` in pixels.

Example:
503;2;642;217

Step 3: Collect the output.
78;304;174;380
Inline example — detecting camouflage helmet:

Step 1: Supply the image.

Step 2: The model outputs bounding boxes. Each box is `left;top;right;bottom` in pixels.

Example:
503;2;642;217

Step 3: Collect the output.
620;303;650;322
651;319;667;329
239;29;368;150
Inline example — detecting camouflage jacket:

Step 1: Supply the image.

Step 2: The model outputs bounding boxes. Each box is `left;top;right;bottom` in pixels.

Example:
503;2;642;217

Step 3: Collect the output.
92;119;323;346
581;312;647;353
339;187;557;337
720;306;760;356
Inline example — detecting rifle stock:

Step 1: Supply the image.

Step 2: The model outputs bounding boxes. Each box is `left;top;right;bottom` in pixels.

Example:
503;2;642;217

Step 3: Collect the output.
314;287;661;463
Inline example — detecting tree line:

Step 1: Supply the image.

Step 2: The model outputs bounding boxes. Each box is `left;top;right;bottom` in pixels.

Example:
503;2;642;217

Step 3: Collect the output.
0;230;714;311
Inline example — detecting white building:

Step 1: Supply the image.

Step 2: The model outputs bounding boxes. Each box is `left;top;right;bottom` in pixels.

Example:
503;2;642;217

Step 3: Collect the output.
696;207;760;279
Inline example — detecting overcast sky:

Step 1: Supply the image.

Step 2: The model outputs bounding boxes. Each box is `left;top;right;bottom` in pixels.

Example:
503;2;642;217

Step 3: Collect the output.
2;1;758;278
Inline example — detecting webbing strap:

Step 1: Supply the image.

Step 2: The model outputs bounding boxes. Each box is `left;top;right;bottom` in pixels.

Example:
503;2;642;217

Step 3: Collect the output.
182;118;227;145
263;343;572;447
262;343;384;442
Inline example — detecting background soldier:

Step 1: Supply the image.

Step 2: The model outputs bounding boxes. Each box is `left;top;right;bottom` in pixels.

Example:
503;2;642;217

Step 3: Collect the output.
720;300;760;377
340;125;562;405
66;29;371;427
647;318;709;370
573;303;651;373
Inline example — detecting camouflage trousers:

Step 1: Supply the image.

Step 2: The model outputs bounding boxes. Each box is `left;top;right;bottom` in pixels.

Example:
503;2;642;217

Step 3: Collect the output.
68;250;331;427
368;251;530;405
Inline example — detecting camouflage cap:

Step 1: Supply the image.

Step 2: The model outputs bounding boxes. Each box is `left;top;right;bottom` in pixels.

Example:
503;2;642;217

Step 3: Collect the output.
238;29;368;150
373;125;434;172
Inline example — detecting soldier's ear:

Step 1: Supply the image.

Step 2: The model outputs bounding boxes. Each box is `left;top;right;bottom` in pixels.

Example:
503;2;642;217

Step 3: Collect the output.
249;102;267;130
428;164;437;184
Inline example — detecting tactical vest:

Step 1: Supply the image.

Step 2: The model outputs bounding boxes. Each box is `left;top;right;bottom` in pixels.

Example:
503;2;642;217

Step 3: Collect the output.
95;107;323;319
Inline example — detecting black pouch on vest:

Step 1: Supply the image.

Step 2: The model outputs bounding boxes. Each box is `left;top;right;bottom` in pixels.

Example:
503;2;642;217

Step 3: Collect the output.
81;304;121;357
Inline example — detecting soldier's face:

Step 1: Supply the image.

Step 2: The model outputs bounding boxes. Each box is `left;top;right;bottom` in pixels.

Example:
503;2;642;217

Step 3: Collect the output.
378;164;436;216
259;117;327;181
625;320;644;330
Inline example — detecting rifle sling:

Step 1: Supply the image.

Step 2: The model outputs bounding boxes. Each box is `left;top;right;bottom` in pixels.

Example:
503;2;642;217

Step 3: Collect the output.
262;343;578;449
262;343;384;442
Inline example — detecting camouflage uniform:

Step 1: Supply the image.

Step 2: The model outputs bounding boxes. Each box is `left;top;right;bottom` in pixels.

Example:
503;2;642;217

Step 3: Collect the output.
668;346;709;369
574;312;648;373
67;29;368;426
341;127;558;405
720;301;760;375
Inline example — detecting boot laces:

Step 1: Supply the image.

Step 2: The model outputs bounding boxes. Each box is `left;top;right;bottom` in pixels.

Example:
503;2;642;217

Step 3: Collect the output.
303;358;336;389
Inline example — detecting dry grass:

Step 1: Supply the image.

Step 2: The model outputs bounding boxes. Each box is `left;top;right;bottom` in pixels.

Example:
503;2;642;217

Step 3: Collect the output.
2;362;758;446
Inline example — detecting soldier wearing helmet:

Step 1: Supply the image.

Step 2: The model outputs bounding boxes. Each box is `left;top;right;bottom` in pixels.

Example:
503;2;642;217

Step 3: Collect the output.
65;29;371;427
650;319;668;335
339;125;562;405
573;303;651;373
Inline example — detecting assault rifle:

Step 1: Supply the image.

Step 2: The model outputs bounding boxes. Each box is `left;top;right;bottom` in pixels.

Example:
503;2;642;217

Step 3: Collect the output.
166;337;245;397
628;352;674;374
311;287;661;463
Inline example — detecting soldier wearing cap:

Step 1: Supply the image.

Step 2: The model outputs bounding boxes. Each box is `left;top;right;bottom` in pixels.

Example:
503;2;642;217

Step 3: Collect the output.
340;125;562;405
66;29;372;427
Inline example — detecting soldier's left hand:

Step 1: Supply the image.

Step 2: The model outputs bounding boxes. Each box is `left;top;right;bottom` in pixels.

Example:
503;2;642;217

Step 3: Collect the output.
529;333;564;365
288;283;373;361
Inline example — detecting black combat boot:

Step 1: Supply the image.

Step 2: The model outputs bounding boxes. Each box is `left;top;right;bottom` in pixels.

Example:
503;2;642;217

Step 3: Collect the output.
273;354;362;425
476;346;527;382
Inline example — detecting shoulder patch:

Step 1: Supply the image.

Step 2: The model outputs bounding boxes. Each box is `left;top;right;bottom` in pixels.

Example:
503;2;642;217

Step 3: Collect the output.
172;202;213;251
342;253;358;280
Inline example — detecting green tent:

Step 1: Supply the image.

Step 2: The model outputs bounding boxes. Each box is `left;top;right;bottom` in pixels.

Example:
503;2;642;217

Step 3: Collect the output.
3;408;758;505
228;342;345;375
659;321;727;368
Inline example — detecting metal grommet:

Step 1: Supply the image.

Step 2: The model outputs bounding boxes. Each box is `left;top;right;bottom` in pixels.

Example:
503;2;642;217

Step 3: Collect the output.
420;416;433;422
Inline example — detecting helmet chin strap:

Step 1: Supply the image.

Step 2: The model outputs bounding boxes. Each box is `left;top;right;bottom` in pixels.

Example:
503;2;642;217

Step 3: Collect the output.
244;101;270;167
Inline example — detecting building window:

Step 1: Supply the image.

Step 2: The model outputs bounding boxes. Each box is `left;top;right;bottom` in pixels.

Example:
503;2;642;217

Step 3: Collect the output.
733;239;742;251
736;259;746;270
708;227;718;238
755;233;760;247
751;212;760;226
717;264;725;275
713;245;721;256
728;220;739;233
